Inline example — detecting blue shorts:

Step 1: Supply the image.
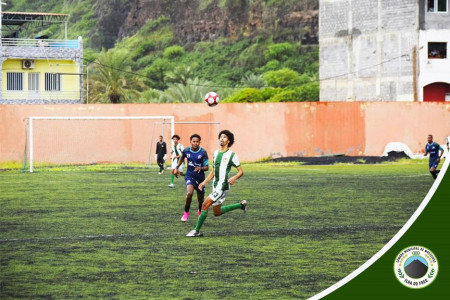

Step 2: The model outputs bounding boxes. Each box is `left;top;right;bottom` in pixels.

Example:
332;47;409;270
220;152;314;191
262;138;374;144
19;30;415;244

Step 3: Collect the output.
429;159;440;169
185;175;205;194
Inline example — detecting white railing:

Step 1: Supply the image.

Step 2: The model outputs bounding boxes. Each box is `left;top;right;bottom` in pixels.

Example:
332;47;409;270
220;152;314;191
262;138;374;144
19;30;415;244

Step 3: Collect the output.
1;38;80;49
1;90;81;100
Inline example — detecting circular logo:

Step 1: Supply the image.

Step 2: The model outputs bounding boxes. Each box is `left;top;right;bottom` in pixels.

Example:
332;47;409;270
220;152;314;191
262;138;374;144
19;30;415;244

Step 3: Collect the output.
394;246;438;289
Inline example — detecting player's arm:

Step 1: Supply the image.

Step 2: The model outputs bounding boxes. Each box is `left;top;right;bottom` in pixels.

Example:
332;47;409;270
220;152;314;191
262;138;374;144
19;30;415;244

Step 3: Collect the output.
228;165;244;185
174;152;186;176
199;168;215;190
194;156;209;173
438;146;444;161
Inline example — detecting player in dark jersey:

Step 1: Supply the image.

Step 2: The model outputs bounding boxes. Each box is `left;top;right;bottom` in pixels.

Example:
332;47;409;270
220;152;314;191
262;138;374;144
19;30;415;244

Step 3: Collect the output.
174;134;209;222
155;135;167;174
424;134;444;180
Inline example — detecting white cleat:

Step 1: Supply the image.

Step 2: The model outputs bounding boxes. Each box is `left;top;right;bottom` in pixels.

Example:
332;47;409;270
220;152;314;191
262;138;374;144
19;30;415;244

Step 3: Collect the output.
168;183;174;188
240;200;248;213
186;229;202;237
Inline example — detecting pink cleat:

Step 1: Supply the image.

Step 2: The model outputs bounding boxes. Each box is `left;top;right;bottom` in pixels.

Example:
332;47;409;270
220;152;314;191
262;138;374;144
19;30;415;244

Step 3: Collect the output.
198;210;201;217
181;212;189;222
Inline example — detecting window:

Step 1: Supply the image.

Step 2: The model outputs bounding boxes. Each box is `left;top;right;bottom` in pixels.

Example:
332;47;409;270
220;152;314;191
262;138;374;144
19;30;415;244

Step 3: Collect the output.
45;73;61;91
28;73;40;91
428;42;447;59
428;0;448;12
6;72;24;91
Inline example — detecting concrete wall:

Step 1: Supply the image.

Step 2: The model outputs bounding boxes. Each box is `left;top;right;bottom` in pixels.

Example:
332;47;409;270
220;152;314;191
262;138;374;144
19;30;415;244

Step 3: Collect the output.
420;0;450;29
0;102;449;164
320;0;419;101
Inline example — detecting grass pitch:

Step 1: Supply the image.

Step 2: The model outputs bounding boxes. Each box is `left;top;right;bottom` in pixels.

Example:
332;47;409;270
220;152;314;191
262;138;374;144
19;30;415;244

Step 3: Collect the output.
0;161;432;299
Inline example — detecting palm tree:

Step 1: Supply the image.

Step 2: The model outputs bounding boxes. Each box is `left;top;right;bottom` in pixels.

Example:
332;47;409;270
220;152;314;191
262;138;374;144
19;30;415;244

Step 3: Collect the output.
165;65;195;86
88;49;144;103
161;77;211;103
240;73;266;89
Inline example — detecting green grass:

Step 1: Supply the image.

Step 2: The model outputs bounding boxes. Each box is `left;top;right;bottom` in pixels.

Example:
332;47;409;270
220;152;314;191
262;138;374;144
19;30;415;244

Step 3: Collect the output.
0;162;433;298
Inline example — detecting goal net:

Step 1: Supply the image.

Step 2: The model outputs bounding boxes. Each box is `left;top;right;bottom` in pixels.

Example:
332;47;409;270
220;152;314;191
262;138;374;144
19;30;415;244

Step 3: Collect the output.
25;116;174;172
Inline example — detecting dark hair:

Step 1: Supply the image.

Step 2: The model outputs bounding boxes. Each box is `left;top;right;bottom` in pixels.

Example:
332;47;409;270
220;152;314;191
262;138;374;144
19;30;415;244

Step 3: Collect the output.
172;134;180;140
159;135;163;138
190;134;201;141
428;134;433;138
218;130;235;147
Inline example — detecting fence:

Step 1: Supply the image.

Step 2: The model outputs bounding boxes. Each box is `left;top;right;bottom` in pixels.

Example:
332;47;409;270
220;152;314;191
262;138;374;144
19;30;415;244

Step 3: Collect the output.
0;102;448;163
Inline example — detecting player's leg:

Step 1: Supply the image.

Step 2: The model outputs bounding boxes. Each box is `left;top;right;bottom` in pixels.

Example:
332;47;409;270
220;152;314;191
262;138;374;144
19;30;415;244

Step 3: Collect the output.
196;191;204;217
429;161;438;179
186;197;213;237
181;184;195;222
168;163;176;187
157;156;164;174
211;190;247;216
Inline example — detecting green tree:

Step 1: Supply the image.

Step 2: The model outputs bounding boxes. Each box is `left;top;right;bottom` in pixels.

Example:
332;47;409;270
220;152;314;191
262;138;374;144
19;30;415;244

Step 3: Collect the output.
88;49;144;103
144;58;174;90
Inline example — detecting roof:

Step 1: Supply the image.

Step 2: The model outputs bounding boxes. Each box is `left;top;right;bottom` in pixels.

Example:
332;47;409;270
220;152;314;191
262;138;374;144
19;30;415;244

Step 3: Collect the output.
1;11;69;26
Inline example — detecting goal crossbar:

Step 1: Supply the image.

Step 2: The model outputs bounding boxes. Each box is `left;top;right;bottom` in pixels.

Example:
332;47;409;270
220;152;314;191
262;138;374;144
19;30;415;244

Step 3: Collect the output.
28;116;175;173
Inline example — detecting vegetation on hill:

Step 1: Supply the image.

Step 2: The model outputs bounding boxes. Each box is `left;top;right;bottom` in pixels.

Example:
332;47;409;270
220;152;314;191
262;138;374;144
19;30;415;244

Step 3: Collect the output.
5;0;319;103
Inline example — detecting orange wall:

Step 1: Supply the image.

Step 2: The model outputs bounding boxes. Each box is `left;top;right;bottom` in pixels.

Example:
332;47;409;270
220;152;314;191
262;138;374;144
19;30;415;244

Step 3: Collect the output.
0;102;449;164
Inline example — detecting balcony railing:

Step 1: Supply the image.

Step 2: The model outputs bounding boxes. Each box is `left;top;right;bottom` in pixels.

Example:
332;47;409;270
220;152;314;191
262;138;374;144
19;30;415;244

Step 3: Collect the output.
1;90;81;101
1;38;81;49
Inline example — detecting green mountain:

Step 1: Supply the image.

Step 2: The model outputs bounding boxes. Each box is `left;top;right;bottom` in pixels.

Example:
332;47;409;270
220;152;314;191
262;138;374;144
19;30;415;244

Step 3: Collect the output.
5;0;319;103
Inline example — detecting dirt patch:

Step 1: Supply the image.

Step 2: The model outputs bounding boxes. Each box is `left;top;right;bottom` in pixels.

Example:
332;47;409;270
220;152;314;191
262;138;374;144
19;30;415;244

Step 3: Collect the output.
268;151;409;165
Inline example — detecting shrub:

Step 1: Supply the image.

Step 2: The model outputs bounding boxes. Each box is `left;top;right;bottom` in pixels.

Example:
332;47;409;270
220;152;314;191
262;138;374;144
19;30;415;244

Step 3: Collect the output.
263;68;304;87
265;42;296;61
261;87;282;100
132;41;156;60
223;88;264;103
163;45;185;59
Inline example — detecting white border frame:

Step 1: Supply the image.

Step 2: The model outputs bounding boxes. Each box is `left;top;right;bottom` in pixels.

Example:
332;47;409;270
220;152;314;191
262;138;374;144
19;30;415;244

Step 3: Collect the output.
310;157;449;299
28;116;174;173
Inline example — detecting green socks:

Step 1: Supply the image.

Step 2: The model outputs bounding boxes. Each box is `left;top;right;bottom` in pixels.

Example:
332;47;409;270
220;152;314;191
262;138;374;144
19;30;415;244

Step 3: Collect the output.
195;210;208;232
194;203;242;232
220;203;242;214
170;174;174;184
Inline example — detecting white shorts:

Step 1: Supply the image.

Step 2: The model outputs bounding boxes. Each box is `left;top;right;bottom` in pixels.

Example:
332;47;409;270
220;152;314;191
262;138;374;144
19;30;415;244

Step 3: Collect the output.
171;161;184;172
209;189;229;206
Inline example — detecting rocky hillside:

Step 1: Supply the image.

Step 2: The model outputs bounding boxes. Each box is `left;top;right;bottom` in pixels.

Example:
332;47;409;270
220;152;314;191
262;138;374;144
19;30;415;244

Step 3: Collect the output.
6;0;317;49
118;0;318;47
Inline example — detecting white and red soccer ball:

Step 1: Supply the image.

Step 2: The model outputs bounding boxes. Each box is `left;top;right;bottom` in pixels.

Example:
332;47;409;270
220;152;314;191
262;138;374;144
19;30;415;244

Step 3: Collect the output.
204;92;219;107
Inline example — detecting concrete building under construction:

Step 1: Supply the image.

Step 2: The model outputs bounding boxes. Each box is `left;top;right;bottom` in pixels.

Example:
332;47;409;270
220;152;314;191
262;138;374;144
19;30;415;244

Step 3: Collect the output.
319;0;450;102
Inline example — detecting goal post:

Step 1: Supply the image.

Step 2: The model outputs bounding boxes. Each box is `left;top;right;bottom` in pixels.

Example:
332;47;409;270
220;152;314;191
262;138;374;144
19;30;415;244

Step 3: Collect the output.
28;116;174;173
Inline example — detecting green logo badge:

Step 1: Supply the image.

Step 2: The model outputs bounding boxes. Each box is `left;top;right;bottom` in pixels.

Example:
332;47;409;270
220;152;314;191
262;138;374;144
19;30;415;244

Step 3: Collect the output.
394;246;438;289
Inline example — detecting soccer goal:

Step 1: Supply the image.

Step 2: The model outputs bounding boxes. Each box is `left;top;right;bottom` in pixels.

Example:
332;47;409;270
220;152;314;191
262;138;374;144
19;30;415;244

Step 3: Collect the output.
26;116;174;172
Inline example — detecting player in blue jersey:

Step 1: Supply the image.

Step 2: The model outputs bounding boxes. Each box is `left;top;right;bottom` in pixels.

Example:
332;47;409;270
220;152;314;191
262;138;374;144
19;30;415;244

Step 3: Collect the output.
424;134;444;180
174;134;209;222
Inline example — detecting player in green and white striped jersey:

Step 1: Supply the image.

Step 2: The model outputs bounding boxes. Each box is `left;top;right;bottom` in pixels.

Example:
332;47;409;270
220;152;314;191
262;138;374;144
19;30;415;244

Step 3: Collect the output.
186;130;247;237
168;135;184;188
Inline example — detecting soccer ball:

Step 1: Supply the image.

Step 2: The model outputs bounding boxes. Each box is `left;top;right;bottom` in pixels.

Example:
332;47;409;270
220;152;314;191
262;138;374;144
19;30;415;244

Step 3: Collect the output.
204;92;219;107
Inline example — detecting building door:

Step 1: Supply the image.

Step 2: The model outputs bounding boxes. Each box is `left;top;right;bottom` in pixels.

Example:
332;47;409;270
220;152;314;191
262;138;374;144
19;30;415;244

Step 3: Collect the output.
423;82;450;102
